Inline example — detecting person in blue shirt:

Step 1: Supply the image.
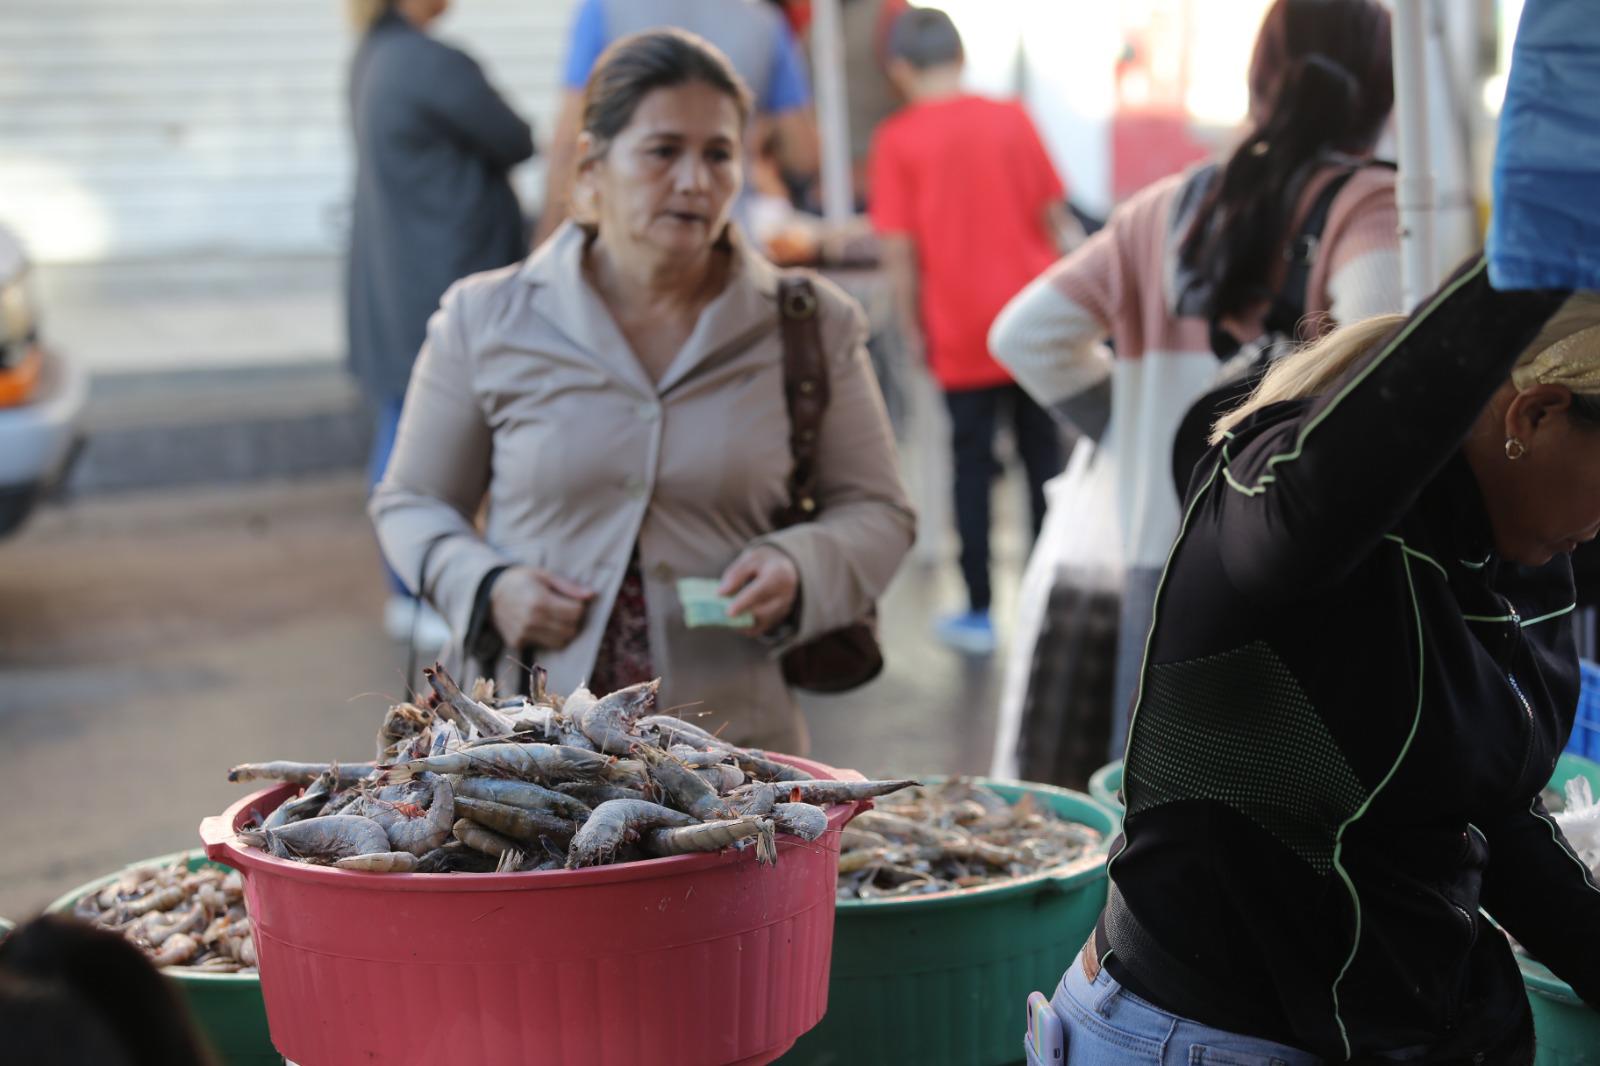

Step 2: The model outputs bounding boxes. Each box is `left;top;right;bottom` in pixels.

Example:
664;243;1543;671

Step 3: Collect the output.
536;0;818;244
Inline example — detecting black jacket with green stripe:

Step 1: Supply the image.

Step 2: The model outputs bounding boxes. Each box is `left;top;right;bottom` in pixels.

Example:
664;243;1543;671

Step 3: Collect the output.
1104;258;1597;1062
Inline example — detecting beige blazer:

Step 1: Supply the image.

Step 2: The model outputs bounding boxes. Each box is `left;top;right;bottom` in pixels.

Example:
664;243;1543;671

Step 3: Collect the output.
370;223;915;751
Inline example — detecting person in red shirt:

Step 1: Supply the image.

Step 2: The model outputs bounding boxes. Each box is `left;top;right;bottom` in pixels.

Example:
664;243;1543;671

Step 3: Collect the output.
870;6;1081;653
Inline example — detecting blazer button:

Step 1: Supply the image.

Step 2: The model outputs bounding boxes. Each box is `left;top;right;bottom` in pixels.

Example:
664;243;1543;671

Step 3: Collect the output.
624;476;647;499
651;561;674;581
637;402;660;421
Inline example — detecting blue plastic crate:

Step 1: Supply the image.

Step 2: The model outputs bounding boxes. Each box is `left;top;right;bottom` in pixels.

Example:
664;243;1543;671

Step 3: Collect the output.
1567;660;1600;761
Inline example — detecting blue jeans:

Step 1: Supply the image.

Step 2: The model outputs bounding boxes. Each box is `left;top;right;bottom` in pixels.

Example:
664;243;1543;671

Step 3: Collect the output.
368;395;408;596
1028;949;1323;1066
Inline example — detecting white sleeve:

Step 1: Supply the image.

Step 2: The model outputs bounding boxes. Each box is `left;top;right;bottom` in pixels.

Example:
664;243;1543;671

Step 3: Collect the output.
989;271;1112;410
1327;248;1404;324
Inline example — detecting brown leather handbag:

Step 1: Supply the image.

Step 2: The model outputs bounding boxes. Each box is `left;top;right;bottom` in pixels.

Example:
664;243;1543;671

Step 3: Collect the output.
773;275;885;694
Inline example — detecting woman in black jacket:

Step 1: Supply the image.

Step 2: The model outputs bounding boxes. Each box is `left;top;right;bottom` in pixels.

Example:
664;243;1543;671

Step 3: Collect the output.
1036;259;1600;1064
345;0;533;643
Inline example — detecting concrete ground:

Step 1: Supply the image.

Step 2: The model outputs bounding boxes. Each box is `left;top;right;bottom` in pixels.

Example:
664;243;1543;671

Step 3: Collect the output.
0;474;1020;921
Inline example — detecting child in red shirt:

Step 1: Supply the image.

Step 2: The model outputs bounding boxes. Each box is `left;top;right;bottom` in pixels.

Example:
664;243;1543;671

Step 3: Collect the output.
870;6;1078;653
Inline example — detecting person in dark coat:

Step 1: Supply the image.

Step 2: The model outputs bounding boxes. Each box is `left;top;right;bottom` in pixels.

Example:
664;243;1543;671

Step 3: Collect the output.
344;0;534;644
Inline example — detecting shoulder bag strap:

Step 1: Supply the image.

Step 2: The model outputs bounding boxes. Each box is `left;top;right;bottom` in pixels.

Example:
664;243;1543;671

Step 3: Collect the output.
776;274;830;528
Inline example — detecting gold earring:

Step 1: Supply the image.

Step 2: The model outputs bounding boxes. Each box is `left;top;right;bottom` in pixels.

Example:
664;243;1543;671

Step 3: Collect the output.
1505;436;1527;460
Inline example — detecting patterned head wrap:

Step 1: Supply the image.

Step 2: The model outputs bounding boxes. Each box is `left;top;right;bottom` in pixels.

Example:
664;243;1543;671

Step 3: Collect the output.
1512;294;1600;396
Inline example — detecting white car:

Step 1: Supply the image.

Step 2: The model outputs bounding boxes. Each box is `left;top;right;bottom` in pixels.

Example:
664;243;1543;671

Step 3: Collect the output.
0;226;86;536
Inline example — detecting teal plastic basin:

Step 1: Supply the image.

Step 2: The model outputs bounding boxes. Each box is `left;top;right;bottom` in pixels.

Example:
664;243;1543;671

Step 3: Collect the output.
781;778;1120;1066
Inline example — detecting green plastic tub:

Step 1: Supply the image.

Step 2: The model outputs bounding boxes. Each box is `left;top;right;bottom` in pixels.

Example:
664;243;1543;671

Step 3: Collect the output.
47;849;281;1066
1088;760;1123;813
1523;754;1600;1065
781;778;1120;1066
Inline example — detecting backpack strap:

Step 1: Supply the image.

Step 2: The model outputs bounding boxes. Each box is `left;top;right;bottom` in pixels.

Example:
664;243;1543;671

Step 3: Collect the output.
1262;159;1396;342
1209;159;1394;358
775;275;829;528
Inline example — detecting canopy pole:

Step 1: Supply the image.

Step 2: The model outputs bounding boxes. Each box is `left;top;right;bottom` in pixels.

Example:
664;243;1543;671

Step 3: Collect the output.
1393;0;1438;308
810;0;854;224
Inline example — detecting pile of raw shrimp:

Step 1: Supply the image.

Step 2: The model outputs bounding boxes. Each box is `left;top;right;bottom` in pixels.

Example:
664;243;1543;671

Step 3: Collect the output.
835;780;1104;900
227;665;914;874
72;857;256;972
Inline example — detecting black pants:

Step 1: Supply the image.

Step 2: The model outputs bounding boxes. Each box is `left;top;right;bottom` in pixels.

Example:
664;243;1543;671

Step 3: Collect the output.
943;384;1061;612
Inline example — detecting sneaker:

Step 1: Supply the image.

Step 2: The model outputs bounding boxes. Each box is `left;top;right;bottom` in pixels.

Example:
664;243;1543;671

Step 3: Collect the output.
384;595;453;651
934;610;996;655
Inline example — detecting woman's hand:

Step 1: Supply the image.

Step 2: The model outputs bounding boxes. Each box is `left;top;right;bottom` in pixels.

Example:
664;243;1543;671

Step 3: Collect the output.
719;546;800;636
490;566;596;650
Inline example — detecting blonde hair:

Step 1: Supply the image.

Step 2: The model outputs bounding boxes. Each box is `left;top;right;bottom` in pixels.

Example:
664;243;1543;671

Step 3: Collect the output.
1210;314;1405;444
1210;292;1600;445
347;0;391;31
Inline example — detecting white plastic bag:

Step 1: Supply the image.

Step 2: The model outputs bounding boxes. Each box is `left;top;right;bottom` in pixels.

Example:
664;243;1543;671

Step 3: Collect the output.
991;438;1124;785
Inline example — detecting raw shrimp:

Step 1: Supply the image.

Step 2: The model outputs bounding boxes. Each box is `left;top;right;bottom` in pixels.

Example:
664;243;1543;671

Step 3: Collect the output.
838;827;890;852
139;905;206;947
850;810;958;847
554;781;651;806
769;779;919;805
454;777;592;821
261;771;334;831
636;715;735;751
695;764;746;793
415;842;500;874
451;818;523;859
578;679;660;754
667;745;732;769
454;797;577;845
377;701;434;762
640;746;730;821
381;772;456;856
566;800;698;868
425;664;518;737
643;817;777;864
384;743;611;783
334;852;420;873
237;815;390;863
150;933;201;968
732;782;778;818
729;750;809;783
771;802;829;842
228;761;377;787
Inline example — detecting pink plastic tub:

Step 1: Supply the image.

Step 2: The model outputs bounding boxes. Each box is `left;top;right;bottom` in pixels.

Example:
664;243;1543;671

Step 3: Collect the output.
199;755;865;1066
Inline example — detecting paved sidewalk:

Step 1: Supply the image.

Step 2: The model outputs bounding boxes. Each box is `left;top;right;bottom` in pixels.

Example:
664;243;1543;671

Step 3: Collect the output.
35;256;342;376
34;256;368;494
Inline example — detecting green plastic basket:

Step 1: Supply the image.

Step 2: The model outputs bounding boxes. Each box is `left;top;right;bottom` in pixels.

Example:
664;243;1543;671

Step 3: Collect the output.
1088;760;1124;813
46;850;281;1066
781;778;1120;1066
1523;754;1600;1065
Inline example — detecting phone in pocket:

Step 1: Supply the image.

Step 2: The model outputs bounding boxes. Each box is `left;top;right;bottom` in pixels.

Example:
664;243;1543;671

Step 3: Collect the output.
1027;990;1066;1063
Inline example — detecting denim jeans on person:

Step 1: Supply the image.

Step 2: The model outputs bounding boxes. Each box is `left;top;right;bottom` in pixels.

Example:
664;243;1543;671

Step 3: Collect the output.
1029;947;1322;1066
944;384;1061;612
368;394;408;596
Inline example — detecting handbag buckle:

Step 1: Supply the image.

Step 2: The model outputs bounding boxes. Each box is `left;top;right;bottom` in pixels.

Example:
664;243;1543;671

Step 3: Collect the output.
782;287;819;320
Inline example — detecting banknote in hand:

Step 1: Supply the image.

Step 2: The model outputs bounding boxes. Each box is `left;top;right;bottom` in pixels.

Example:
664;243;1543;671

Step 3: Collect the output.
678;578;755;629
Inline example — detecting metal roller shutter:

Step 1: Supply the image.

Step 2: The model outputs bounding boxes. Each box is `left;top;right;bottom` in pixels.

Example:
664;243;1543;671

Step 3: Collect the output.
0;0;572;262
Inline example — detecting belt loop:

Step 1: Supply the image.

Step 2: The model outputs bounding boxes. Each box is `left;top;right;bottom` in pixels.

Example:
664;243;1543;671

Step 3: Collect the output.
1081;934;1102;983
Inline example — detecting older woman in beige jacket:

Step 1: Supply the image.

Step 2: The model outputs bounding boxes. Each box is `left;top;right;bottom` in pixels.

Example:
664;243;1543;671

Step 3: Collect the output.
370;29;913;752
